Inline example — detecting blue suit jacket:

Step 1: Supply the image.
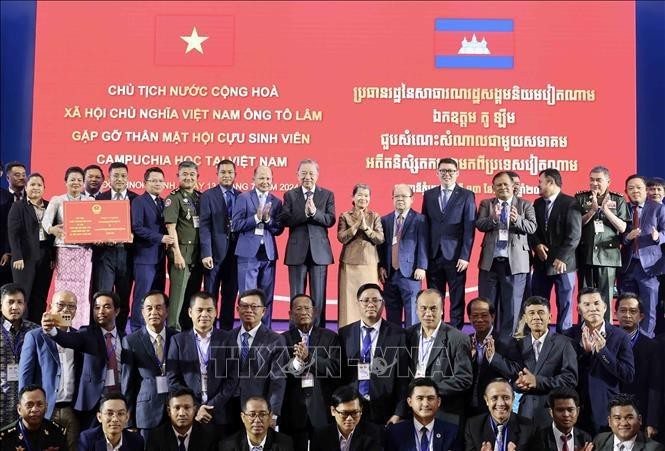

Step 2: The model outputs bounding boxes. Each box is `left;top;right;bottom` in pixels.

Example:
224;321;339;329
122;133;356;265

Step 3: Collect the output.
232;190;284;260
79;425;144;451
131;192;167;265
18;327;81;418
378;208;428;277
421;185;476;262
622;199;665;275
386;418;459;451
199;186;240;263
121;326;178;429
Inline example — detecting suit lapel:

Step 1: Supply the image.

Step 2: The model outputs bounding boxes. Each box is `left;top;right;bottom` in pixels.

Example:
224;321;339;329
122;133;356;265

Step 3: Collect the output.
426;326;447;370
308;327;321;348
139;328;161;372
349;323;361;361
250;190;260;209
535;333;554;373
521;338;536;371
401;209;415;237
45;332;60;363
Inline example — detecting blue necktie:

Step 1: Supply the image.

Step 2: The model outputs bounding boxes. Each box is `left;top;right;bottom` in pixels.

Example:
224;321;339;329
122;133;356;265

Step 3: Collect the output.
497;201;509;249
420;426;429;451
441;189;451;211
359;326;372;397
178;435;186;451
241;332;250;363
225;190;234;218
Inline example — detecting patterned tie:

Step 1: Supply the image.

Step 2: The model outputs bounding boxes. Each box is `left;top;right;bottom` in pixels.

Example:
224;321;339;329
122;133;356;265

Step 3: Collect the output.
14;191;23;202
632;204;640;255
533;340;541;362
544;199;552;230
618;444;625;451
440;189;451;211
114;192;122;201
497;201;509;250
561;433;571;451
420;426;430;451
241;332;250;363
154;334;164;362
105;332;119;391
494;423;504;451
225;190;234;218
359;326;372;397
178;435;187;451
391;215;404;270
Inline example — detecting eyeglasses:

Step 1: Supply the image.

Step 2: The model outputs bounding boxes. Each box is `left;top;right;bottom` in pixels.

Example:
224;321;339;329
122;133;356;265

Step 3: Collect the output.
333;408;362;419
437;169;457;175
359;298;383;306
101;410;128;419
238;303;265;312
242;411;271;421
54;302;77;311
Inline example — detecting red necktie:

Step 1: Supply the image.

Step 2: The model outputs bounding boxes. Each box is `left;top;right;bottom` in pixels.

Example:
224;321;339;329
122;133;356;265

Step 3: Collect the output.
105;332;119;390
561;433;571;451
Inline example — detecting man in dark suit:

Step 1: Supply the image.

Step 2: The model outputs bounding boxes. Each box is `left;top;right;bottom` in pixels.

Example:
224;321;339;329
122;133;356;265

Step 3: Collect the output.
386;377;459;451
0;161;27;286
530;168;583;332
232;165;284;328
83;164;104;199
338;283;408;426
130;167;174;332
476;171;537;338
407;288;473;426
199;159;240;330
79;393;144;451
421;157;476;329
621;174;665;338
535;387;592;451
487;296;578;427
281;294;340;451
93;162;139;332
379;183;428;327
615;293;662;438
310;385;383;451
122;290;178;440
563;288;635;434
279;159;336;327
220;396;294;451
593;394;665;451
166;292;229;429
146;387;217;451
42;290;126;428
464;378;539;451
19;290;81;451
219;288;288;435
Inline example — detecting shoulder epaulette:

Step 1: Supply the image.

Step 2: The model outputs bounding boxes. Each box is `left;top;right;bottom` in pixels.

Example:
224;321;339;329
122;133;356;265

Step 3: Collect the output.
170;188;180;195
575;190;591;196
610;191;624;197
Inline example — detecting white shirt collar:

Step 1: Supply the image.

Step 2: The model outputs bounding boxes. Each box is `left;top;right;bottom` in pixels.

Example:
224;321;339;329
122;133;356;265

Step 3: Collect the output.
498;196;514;205
3;318;14;331
545;192;559;204
194;328;212;340
105;434;123;451
242;322;262;338
246;432;268;449
111;189;128;199
414;417;435;432
531;330;548;346
172;425;192;443
613;434;637;450
361;318;382;333
146;326;166;343
255;189;269;198
301;186;316;196
552;423;574;445
337;426;355;442
104;327;118;339
421;321;442;340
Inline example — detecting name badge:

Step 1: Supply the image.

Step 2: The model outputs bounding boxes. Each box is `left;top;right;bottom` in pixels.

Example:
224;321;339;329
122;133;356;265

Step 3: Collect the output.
392;236;398;245
192;216;200;228
201;373;208;393
301;373;315;388
357;363;371;381
254;223;265;236
156;376;169;394
415;364;426;378
606;200;617;209
594;220;605;234
6;363;19;382
498;229;509;241
105;369;115;386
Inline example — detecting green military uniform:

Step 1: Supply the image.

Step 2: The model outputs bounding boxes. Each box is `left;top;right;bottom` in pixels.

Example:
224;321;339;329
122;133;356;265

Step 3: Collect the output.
0;418;68;451
575;189;630;321
164;187;203;330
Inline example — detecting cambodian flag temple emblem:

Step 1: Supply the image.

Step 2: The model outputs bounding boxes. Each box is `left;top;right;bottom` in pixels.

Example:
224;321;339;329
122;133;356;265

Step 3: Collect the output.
434;18;514;69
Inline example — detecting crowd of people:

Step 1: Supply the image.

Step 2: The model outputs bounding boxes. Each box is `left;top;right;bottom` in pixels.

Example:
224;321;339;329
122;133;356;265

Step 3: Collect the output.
0;157;664;451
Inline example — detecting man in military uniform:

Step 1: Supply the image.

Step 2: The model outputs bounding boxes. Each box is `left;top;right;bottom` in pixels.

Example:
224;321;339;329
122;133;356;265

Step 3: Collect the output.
164;161;203;331
575;166;629;321
0;384;68;450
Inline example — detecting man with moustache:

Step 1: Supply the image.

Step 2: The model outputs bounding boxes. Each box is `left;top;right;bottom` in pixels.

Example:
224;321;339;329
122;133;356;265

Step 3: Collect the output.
535;387;593;451
0;162;27;286
220;396;294;451
83;164;105;199
379;183;428;327
19;291;81;451
79;393;144;451
122;290;178;440
281;294;340;451
199;159;240;330
232;165;284;328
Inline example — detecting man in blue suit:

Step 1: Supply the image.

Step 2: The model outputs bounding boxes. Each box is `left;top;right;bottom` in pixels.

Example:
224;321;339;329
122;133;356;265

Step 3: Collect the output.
130;167;174;332
19;290;81;451
232;166;284;328
79;393;144;451
421;158;476;329
199;159;240;330
379;183;428;327
620;174;665;338
122;290;178;440
386;378;459;451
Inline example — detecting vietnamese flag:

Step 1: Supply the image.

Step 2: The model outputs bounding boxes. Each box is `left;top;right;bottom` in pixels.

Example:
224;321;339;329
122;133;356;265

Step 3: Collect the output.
155;15;234;66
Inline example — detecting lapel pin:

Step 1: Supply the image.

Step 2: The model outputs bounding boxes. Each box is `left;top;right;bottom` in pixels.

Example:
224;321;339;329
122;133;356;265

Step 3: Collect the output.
436;433;441;438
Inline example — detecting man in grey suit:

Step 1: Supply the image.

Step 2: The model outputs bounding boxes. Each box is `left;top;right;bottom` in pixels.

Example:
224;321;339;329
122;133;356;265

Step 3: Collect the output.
476;171;537;338
279;159;336;327
593;394;665;451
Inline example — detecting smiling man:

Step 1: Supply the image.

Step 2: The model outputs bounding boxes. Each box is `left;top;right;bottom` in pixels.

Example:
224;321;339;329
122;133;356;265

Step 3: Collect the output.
79;393;144;451
221;396;294;451
535;387;592;451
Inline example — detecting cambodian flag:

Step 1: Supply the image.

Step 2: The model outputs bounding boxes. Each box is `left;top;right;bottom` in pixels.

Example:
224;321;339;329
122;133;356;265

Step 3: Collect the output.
434;18;514;69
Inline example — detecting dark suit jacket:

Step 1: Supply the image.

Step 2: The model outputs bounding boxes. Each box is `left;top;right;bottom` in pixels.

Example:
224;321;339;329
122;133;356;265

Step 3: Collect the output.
281;326;340;430
468;331;506;416
421;184;476;262
489;332;578;426
620;332;662;429
593;432;665;451
529;192;582;275
0;187;12;255
386;418;459;451
79;425;144;451
145;421;217;451
339;320;408;423
219;428;294;451
378;208;429;277
199;186;240;263
311;421;383;451
51;325;125;412
219;324;288;417
122;326;178;429
563;323;635;431
621;199;665;275
280;185;336;265
464;413;539;451
131;192;167;265
406;323;473;424
535;425;592;451
166;329;229;424
233;190;284;260
7;198;54;263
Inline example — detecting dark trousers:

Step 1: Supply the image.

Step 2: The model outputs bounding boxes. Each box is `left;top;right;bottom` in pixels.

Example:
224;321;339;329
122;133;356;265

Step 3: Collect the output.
620;259;659;337
204;240;239;331
288;251;328;327
426;254;467;328
131;260;166;332
93;245;133;332
478;258;527;338
531;269;576;332
13;241;53;324
383;269;421;327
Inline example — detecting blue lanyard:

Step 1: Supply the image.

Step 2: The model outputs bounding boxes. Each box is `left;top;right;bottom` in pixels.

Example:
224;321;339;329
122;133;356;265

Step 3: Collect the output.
490;418;508;451
629;331;639;349
419;330;436;368
18;420;35;451
2;326;25;361
196;335;210;366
